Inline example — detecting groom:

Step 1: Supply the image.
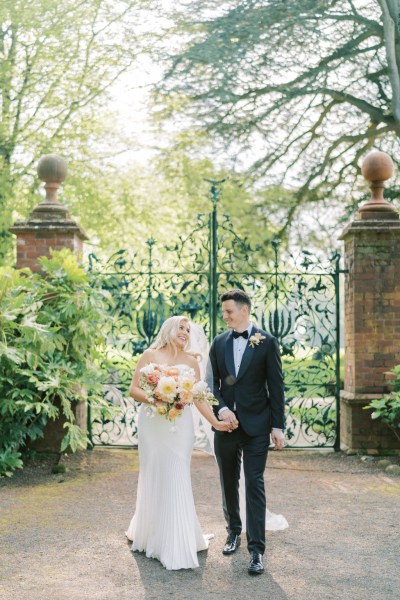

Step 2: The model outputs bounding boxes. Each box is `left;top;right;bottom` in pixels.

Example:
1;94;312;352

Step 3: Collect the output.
209;289;285;575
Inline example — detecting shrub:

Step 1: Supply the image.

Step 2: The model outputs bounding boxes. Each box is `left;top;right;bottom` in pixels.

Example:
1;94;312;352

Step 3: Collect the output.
364;366;400;443
0;249;114;477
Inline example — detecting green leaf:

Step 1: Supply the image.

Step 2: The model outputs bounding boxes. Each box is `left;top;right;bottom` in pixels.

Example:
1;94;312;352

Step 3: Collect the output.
61;422;87;453
0;449;23;478
0;343;23;364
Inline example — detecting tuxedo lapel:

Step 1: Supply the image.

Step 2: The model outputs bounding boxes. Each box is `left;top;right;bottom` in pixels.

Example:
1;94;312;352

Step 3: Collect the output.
236;325;257;382
224;331;236;379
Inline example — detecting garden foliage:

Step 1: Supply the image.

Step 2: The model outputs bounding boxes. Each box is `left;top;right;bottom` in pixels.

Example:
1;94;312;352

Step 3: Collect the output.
364;365;400;443
0;249;113;477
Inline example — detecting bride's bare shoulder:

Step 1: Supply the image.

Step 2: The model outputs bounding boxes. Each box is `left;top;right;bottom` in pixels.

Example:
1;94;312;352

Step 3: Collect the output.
140;349;157;363
185;353;199;368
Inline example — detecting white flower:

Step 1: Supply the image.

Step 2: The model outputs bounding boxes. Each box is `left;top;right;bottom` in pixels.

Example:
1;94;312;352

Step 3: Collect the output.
140;363;157;375
156;376;177;399
193;380;208;394
179;365;195;377
179;374;195;392
249;332;266;348
145;406;156;418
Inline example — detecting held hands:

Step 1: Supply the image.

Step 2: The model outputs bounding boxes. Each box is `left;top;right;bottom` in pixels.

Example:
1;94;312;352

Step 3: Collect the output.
218;408;239;433
215;420;238;432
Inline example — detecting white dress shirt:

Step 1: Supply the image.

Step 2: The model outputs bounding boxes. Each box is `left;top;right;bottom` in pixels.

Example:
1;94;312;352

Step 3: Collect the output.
233;322;253;376
219;323;252;416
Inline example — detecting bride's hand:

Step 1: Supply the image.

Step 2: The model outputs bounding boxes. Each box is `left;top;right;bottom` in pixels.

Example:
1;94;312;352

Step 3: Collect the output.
215;420;236;432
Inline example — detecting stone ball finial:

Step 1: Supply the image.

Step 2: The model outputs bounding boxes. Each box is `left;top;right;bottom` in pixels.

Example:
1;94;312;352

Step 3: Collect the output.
37;154;68;206
359;150;397;220
361;151;393;182
37;154;68;184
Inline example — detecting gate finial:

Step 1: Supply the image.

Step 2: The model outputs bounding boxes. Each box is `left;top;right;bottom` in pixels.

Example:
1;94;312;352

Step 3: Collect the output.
205;178;225;204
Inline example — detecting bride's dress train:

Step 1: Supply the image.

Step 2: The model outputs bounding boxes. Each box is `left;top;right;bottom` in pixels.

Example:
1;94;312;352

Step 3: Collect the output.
126;395;211;570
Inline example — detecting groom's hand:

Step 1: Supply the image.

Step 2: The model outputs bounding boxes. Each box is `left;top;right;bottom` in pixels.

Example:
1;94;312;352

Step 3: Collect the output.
219;409;239;428
271;429;285;450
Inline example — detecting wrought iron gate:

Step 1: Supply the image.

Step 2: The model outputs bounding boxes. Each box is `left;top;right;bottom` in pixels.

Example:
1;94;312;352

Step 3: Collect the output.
87;183;343;449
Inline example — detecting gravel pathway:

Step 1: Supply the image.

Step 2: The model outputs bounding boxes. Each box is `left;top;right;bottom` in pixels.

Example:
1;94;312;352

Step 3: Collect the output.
0;449;399;600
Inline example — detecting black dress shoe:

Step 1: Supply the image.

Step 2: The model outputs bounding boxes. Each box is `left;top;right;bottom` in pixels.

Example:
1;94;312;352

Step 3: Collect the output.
222;533;241;555
248;552;264;575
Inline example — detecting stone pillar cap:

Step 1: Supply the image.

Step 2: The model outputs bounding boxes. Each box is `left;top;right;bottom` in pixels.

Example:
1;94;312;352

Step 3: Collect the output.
358;151;398;220
37;154;68;184
10;154;89;240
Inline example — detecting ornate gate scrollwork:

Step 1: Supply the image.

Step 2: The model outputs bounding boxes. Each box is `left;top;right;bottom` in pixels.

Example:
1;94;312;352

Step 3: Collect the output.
87;185;343;449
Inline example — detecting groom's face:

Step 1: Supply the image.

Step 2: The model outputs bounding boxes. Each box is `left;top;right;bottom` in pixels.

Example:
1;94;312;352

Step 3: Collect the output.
221;300;250;331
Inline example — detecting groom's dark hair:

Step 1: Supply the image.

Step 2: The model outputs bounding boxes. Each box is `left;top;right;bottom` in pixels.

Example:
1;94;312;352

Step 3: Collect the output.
220;289;251;309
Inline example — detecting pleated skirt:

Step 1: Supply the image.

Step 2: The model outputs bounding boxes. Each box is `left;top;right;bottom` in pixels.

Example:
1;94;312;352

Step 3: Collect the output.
126;404;209;570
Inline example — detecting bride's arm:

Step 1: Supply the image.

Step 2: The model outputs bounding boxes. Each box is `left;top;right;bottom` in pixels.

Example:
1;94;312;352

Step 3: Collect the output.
193;396;232;432
129;350;156;404
191;359;232;432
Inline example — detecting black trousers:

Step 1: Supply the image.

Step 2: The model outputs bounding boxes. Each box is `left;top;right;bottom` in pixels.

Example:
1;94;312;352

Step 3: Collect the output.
214;424;269;555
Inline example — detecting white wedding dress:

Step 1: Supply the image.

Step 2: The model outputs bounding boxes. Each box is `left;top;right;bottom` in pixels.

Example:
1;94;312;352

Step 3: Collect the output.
126;365;211;570
126;359;288;571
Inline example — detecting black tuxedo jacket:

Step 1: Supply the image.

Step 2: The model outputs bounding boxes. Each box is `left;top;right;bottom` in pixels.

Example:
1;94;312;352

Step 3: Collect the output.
208;326;285;436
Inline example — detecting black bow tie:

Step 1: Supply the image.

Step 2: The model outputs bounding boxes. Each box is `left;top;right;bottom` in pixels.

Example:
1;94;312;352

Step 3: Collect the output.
233;330;249;339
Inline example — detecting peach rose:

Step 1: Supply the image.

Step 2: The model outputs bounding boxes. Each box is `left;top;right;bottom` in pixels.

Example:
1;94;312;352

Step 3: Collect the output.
167;406;183;421
147;372;160;385
155;393;176;404
180;391;193;404
165;367;179;377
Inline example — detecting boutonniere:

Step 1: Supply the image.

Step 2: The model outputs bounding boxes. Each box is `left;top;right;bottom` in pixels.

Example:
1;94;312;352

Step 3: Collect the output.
248;332;266;348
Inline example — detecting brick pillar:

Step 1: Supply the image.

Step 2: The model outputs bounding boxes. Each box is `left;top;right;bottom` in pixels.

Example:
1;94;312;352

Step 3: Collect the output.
10;155;88;272
339;151;400;453
9;155;89;452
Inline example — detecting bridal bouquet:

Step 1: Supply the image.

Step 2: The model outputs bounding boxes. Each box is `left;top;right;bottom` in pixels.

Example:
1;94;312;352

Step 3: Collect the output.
139;363;217;422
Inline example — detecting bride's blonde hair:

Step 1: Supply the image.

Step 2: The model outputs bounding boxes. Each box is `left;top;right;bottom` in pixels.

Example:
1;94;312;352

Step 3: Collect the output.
151;316;192;356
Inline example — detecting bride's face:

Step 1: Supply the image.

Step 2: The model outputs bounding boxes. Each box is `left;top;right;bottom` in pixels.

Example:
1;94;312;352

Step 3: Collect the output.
174;320;190;349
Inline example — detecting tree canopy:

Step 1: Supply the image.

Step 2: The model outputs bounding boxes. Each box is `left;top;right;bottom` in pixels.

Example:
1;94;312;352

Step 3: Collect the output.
0;0;143;261
156;0;400;234
3;0;394;262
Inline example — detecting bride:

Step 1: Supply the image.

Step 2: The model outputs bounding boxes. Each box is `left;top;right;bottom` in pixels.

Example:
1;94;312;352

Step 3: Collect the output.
126;316;233;570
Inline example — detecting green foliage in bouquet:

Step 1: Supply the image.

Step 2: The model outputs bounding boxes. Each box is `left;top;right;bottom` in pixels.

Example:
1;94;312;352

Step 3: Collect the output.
0;249;114;477
364;365;400;444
